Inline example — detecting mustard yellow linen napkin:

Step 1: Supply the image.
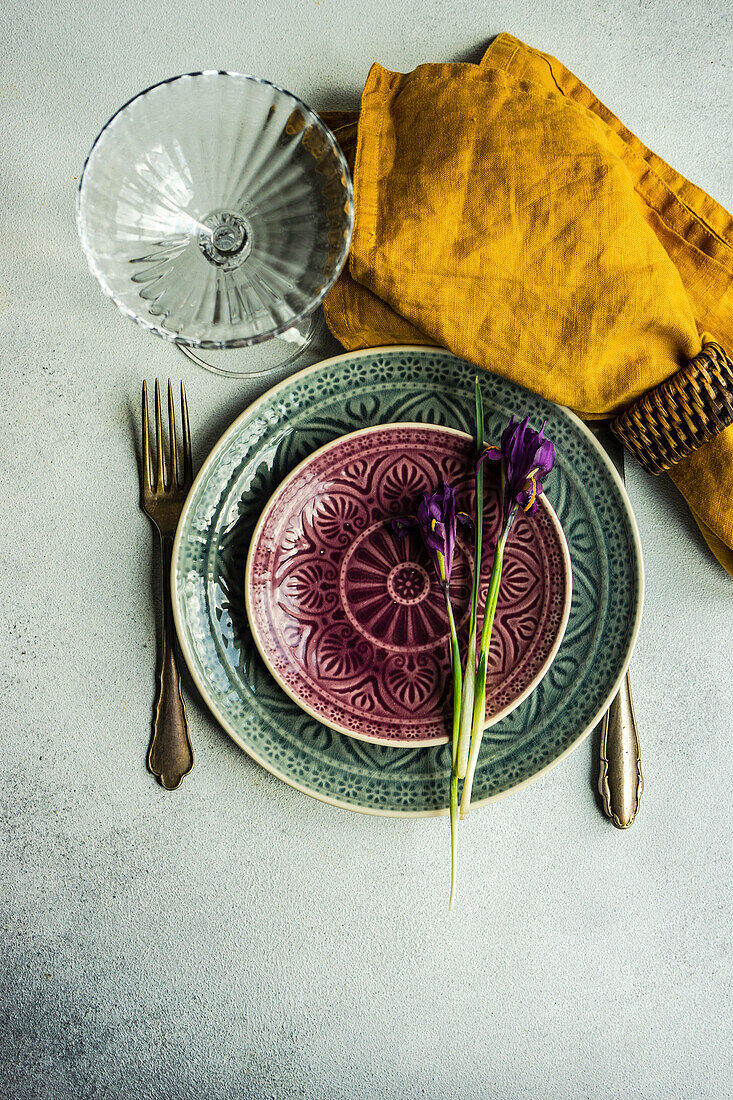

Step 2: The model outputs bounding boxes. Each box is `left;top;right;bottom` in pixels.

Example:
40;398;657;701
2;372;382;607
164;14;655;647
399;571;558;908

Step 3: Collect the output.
322;34;733;573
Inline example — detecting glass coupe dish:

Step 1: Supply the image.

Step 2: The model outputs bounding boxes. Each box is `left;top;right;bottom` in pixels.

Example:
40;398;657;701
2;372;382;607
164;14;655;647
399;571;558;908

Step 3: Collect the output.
76;72;354;375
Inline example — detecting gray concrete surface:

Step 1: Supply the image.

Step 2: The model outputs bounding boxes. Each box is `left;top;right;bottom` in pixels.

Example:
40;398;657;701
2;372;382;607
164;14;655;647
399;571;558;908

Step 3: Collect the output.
2;2;731;1098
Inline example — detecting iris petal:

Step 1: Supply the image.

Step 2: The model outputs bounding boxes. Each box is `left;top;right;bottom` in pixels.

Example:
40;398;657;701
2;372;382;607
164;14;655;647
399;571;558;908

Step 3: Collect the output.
482;416;555;527
393;481;463;584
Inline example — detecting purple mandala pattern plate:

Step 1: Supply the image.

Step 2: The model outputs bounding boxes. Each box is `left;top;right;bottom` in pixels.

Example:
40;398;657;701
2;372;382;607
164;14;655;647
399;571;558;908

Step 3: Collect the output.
246;424;571;745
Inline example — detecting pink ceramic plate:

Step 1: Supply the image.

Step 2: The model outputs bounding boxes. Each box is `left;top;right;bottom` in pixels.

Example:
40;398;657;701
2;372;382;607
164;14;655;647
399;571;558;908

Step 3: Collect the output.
245;424;571;746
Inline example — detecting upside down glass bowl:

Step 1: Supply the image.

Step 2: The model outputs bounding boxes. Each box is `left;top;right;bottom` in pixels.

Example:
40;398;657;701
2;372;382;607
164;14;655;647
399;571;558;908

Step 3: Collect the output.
76;72;354;374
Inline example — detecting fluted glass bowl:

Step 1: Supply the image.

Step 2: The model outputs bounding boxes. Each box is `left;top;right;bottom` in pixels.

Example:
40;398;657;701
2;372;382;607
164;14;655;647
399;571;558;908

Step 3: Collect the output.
77;72;353;350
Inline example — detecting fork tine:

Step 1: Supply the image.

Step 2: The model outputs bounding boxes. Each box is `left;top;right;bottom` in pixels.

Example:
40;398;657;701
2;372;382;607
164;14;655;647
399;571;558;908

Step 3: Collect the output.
168;379;178;489
142;381;151;492
181;381;193;485
154;378;165;490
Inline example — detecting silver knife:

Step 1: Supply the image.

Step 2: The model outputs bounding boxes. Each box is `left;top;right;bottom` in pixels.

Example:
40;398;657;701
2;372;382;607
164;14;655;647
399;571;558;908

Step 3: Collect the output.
588;422;644;828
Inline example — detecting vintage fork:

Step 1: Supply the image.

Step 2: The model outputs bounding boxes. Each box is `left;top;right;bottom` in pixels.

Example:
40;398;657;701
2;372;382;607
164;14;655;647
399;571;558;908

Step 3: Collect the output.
141;379;194;790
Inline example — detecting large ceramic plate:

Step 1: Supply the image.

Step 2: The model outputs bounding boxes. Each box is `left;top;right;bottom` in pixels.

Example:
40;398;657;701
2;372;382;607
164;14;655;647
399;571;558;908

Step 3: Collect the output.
172;346;643;816
246;423;571;746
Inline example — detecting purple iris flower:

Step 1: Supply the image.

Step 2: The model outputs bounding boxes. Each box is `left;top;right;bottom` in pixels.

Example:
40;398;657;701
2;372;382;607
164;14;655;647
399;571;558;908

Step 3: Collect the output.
392;483;472;587
478;415;555;528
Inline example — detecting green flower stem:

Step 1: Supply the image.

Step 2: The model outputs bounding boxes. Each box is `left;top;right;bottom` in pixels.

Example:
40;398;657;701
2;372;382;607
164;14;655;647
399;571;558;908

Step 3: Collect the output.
449;772;459;909
444;596;463;770
437;553;462;908
468;377;484;638
440;568;462;911
456;378;484;779
456;646;475;779
460;528;507;818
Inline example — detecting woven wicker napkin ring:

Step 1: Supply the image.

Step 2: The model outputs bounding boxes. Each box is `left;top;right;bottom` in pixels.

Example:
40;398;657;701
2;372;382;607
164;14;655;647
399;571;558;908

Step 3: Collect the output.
611;341;733;476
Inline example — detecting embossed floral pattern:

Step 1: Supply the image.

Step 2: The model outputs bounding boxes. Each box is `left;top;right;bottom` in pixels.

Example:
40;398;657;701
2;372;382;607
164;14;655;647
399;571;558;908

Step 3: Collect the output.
342;524;467;649
247;426;570;744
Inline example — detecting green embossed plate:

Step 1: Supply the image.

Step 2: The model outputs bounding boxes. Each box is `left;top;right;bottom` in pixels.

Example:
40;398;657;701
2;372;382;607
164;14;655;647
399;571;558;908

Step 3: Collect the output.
172;347;643;815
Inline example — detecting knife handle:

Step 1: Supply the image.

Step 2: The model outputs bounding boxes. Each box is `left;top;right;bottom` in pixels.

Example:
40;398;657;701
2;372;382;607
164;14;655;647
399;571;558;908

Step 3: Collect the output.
598;672;643;828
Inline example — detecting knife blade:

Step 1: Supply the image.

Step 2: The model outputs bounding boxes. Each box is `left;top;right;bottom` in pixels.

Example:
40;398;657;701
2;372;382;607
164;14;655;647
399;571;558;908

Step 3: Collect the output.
590;419;625;478
587;420;643;828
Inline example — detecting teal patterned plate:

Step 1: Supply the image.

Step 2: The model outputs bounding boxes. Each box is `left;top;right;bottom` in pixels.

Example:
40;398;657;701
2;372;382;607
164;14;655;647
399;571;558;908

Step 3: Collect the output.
172;347;643;815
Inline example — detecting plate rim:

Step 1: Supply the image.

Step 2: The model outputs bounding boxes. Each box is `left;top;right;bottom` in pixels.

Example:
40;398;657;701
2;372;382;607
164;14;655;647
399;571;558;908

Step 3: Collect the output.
171;344;645;816
243;421;573;747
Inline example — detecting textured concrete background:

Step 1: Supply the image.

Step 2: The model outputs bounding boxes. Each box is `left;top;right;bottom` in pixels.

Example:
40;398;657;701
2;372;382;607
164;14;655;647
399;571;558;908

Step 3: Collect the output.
2;2;732;1098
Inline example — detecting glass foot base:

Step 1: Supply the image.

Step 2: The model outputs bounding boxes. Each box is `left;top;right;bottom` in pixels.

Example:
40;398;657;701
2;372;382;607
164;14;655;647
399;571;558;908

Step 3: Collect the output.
177;314;318;378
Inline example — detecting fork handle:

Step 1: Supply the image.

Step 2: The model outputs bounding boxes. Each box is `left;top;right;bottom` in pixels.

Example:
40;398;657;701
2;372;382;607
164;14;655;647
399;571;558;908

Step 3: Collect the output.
598;671;643;828
148;534;194;790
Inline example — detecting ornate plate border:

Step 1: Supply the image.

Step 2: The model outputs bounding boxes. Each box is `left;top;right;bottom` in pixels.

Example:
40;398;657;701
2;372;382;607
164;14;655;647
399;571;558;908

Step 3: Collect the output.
171;346;644;816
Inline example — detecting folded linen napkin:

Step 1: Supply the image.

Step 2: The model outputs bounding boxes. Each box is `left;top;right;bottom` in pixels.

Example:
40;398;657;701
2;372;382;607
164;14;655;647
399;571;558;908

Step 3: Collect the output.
322;33;733;573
